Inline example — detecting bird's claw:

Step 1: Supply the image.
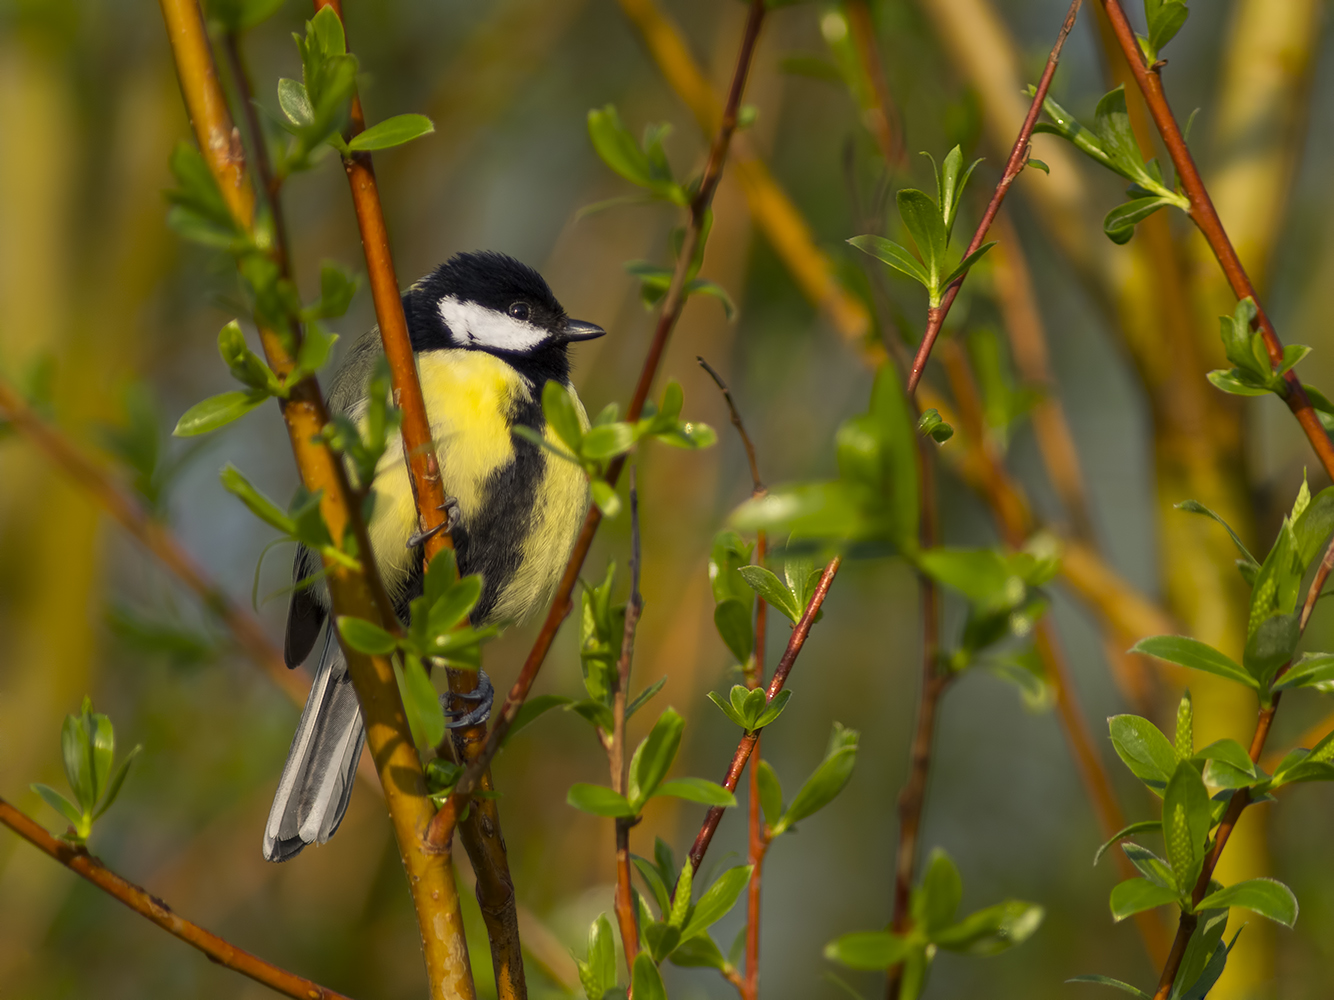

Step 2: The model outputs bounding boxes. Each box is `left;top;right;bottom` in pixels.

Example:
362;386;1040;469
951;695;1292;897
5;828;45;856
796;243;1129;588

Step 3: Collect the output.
440;670;493;729
406;497;462;549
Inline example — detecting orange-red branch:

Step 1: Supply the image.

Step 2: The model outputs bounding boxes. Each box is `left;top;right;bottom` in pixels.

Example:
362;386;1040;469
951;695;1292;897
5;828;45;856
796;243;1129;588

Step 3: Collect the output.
906;0;1084;394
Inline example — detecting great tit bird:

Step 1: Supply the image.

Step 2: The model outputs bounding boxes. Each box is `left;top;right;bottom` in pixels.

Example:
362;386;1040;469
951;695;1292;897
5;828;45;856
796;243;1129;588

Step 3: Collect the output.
263;251;604;862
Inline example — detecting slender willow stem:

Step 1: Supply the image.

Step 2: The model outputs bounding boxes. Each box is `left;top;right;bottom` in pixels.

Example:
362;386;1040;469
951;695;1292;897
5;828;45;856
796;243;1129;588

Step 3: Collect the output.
1095;0;1334;483
0;798;353;1000
906;0;1084;394
687;558;841;873
611;476;645;970
155;2;472;995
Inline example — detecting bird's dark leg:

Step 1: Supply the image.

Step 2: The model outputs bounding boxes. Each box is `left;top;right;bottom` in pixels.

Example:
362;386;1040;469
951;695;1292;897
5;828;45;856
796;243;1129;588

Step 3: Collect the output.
406;496;461;549
440;669;493;729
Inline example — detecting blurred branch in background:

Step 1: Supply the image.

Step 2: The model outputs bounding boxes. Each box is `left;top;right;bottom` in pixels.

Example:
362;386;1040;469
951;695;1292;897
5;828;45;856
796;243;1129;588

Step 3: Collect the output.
0;379;302;701
0;797;353;1000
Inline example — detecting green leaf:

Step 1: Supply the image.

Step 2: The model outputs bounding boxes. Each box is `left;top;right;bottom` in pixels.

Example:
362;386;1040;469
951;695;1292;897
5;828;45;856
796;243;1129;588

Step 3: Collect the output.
541;380;586;453
1104;197;1174;245
1206;369;1273;397
218;320;280;394
173;389;268;437
567;783;636;818
1171;907;1230;1000
1065;975;1150;999
1144;0;1189;60
1130;636;1257;691
1195;879;1298;927
896;188;948;295
587;106;651;183
1109;878;1181;921
1277;343;1311;378
911;848;962;935
396;653;445;749
668;859;693;929
348;113;435;152
823;931;915;971
654;778;736;807
627;676;667;719
685;278;736;320
668;933;729;970
581;423;636;462
336;615;398;655
713;599;753;662
426;575;482;637
1273;652;1334;691
1093;820;1163;868
277;78;314;127
59;710;90;814
31;783;83;829
219;464;296;536
738;565;802;623
1094;86;1149;184
932;899;1044;955
93;745;141;820
704;688;744;732
847;235;930;289
918;548;1019;609
628;708;685;810
630;952;667;1000
1243;613;1300;689
942;241;997;287
1174;690;1194;762
577;914;618;1000
1108;714;1177;793
1122;843;1176;890
681;865;753;940
752;688;792;729
709;530;753;604
206;0;286;32
590;480;621;517
774;723;858;835
917;408;954;443
1176;500;1259;570
756;759;783;827
1163;761;1211;891
1194;739;1258;784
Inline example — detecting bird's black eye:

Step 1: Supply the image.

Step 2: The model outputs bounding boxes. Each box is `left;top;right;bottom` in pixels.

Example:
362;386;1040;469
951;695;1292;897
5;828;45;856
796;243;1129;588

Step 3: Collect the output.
508;302;531;321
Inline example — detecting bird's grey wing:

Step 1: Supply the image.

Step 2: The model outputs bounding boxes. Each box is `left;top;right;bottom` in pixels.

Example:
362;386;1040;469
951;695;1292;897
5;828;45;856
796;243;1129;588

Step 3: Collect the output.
263;628;366;862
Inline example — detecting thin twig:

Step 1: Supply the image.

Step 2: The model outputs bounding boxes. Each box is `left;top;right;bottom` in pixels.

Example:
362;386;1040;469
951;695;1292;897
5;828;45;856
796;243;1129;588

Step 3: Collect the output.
698;357;764;496
440;0;771;811
1095;0;1334;483
687;557;841;873
0;798;354;1000
611;472;644;969
905;0;1085;394
155;3;473;996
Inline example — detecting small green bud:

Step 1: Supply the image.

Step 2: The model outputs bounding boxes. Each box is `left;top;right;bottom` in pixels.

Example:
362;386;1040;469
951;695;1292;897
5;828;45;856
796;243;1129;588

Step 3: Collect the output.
1174;690;1193;762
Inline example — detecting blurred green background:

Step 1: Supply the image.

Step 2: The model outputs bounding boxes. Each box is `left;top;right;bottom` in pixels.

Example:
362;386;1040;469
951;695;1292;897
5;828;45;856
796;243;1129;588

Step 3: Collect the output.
2;0;1333;998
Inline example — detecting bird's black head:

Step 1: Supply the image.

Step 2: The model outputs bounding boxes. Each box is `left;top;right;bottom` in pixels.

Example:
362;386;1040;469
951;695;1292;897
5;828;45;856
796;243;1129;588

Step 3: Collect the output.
405;251;604;384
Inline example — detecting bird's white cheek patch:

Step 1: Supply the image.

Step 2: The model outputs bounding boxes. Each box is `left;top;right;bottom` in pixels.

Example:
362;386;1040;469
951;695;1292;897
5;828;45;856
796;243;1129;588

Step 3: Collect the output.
438;295;547;352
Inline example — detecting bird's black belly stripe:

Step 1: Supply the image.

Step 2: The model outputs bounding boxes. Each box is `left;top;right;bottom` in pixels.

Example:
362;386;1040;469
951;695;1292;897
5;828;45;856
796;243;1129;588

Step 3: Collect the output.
454;389;546;624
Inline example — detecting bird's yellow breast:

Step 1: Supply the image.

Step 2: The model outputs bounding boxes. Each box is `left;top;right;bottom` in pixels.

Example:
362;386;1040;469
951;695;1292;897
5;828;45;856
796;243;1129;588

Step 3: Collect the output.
360;349;588;622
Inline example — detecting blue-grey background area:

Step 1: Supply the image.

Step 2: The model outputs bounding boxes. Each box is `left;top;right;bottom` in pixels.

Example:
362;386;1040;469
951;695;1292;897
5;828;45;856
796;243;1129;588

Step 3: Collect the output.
1;1;1332;998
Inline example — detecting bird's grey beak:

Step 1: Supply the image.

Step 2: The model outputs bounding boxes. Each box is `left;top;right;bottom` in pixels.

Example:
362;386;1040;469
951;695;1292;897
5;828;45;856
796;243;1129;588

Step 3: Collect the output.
563;318;606;342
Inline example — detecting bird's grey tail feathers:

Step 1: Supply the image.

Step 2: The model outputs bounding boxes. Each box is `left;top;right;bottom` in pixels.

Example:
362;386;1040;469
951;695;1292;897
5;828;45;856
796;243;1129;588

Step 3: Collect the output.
263;628;365;862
